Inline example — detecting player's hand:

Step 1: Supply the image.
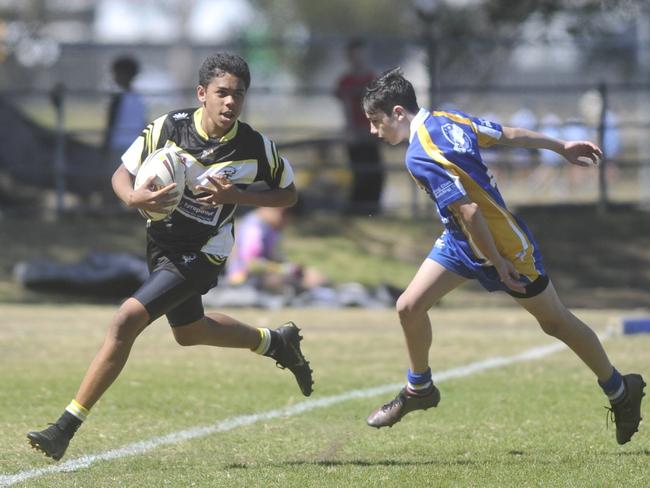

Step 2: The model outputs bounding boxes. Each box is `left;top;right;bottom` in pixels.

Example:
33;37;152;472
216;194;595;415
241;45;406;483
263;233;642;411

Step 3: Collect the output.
196;174;241;206
563;141;603;167
128;175;178;212
493;257;527;294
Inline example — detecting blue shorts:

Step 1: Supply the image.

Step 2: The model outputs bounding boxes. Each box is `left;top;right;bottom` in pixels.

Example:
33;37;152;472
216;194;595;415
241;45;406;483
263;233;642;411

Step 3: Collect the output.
428;231;548;299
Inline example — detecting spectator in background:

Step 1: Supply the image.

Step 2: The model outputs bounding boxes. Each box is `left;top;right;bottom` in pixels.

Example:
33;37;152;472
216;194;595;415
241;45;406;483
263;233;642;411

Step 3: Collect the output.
562;116;594;193
528;112;568;195
226;205;328;293
507;107;538;182
578;90;621;161
102;56;147;199
335;38;384;215
578;90;621;186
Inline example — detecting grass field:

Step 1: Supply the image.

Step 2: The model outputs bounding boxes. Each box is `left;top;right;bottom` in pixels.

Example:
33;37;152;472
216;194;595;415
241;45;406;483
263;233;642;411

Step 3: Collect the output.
1;304;649;487
1;207;648;486
1;205;649;307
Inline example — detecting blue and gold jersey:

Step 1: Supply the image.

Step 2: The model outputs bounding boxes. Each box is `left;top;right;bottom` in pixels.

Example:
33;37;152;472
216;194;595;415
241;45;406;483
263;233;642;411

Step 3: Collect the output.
407;108;544;280
122;107;294;259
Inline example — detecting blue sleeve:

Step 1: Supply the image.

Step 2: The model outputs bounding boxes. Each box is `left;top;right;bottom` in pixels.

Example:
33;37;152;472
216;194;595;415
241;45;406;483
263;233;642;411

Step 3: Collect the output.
469;115;503;148
408;151;466;209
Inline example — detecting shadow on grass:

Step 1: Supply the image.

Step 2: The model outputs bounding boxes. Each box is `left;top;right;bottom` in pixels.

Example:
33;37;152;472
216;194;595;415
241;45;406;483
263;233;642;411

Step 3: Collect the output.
225;458;478;469
224;447;650;470
616;449;650;456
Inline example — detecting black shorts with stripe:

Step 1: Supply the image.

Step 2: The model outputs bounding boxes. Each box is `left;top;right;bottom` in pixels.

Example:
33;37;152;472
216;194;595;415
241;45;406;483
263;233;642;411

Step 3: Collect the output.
132;236;224;327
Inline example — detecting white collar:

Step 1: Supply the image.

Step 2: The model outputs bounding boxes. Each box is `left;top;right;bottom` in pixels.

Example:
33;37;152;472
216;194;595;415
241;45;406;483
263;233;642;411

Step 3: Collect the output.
409;107;429;143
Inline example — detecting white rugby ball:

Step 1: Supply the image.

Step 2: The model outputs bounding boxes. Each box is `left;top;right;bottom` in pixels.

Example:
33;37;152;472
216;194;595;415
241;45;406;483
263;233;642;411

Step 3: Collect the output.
133;147;186;221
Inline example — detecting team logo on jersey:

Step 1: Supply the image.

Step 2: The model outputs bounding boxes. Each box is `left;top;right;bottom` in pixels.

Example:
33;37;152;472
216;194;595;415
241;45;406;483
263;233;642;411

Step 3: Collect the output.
441;123;473;154
218;166;238;179
200;146;219;159
433;180;458;200
172;112;189;120
177;197;221;225
180;253;197;266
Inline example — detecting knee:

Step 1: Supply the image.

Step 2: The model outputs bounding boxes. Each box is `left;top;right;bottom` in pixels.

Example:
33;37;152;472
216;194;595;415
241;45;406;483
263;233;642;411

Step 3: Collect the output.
534;309;571;338
109;299;149;343
396;293;426;326
537;318;561;338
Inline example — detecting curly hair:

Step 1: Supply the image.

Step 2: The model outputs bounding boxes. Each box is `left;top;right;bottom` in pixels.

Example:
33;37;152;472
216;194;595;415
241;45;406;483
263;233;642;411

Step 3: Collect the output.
199;53;251;90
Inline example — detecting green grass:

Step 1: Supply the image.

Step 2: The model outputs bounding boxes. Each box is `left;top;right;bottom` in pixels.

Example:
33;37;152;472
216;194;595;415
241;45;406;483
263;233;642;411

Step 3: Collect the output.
1;305;649;487
2;205;649;308
0;213;437;303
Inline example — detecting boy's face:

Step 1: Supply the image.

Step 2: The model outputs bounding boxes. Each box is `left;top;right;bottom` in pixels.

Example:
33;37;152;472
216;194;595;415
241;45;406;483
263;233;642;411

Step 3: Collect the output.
197;72;246;136
366;107;408;145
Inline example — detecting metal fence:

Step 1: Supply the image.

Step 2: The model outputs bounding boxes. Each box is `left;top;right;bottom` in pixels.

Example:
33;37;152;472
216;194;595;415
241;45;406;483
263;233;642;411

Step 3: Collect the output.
2;79;650;217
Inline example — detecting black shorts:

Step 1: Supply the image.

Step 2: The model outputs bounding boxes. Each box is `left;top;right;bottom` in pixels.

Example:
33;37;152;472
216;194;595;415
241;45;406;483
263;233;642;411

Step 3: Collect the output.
505;274;550;299
132;237;224;327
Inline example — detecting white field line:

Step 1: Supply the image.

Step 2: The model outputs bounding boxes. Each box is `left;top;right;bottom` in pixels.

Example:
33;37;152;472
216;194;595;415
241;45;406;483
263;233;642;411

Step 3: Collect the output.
1;334;609;487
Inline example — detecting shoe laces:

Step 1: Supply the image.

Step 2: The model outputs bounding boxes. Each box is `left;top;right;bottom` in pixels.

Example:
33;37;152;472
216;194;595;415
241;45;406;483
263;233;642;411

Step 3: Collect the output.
38;423;63;440
604;406;615;429
381;392;406;412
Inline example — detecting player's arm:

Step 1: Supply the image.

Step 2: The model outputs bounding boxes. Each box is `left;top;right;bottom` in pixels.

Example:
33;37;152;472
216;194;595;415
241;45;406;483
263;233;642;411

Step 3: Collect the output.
499;126;603;167
448;196;526;294
197;178;298;208
111;164;178;212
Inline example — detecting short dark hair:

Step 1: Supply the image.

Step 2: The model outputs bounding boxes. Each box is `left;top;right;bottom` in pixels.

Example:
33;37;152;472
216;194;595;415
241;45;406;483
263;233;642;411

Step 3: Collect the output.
112;56;139;80
346;37;365;52
362;67;419;116
199;53;251;90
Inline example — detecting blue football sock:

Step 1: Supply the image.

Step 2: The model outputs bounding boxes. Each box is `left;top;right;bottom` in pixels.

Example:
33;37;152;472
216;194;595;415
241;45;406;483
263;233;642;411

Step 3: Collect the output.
407;368;433;396
598;367;626;404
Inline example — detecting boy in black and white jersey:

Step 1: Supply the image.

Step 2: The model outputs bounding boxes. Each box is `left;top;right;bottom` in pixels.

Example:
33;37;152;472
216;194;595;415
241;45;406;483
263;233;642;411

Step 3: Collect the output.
27;53;314;461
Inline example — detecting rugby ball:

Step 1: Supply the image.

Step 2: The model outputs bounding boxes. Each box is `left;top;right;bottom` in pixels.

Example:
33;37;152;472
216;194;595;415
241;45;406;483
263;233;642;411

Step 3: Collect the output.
133;147;186;221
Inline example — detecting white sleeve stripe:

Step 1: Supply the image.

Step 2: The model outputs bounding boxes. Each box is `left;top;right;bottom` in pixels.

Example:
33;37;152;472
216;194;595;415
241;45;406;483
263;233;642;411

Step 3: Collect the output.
150;115;167;150
477;124;502;140
279;157;294;188
261;134;276;173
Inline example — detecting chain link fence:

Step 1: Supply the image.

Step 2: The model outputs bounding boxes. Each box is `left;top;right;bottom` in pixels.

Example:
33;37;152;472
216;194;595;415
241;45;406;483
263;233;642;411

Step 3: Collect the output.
1;41;649;217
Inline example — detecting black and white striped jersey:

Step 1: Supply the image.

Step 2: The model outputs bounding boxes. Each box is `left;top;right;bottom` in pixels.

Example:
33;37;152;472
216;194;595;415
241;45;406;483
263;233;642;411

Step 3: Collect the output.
122;107;294;258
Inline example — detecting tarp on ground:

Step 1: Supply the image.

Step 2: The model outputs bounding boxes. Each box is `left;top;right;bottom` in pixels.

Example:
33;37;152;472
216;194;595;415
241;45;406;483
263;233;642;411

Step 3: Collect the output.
0;96;108;195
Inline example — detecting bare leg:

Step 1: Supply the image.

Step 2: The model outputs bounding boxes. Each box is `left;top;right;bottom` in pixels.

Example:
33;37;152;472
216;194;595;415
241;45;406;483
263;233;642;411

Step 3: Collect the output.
171;313;314;397
75;298;150;409
172;312;260;348
365;259;465;428
514;280;613;381
396;259;467;373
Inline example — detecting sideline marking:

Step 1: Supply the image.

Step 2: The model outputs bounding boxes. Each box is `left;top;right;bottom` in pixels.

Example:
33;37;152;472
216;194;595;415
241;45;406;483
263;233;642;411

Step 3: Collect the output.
1;337;605;487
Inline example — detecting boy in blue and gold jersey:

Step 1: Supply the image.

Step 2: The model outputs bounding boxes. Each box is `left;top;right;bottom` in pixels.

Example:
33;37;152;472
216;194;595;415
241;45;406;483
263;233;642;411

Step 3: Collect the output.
27;53;313;462
407;108;546;296
362;68;645;445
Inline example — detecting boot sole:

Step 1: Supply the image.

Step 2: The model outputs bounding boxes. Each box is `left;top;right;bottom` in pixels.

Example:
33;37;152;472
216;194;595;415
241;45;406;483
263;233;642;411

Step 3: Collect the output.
27;433;64;461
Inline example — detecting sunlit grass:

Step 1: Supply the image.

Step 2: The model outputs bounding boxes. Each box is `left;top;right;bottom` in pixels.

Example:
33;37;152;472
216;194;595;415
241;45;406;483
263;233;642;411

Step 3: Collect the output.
1;305;648;487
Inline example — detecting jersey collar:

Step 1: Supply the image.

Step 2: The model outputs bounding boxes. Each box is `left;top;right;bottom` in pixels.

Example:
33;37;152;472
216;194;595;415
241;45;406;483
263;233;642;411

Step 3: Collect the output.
409;107;429;143
193;107;239;142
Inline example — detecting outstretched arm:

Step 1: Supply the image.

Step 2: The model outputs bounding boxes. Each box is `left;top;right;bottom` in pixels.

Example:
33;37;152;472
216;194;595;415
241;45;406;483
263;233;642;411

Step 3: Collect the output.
499;126;603;167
